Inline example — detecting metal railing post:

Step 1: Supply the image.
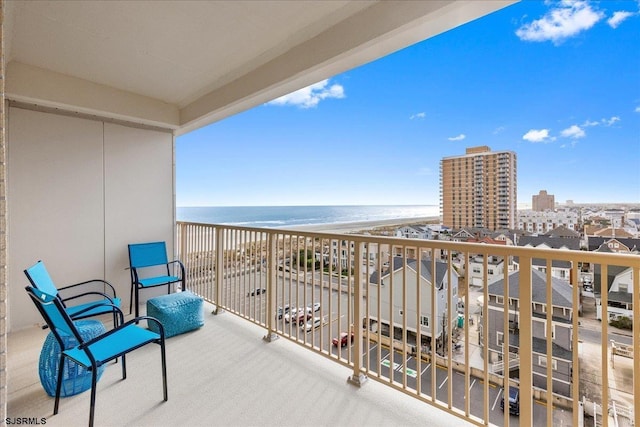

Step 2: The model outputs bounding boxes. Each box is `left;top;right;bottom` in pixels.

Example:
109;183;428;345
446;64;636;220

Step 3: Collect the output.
212;226;224;315
348;241;367;386
634;265;640;427
519;255;533;427
263;231;278;342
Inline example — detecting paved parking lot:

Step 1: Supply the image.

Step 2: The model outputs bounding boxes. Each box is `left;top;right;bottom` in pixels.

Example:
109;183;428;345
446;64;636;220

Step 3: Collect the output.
362;343;572;426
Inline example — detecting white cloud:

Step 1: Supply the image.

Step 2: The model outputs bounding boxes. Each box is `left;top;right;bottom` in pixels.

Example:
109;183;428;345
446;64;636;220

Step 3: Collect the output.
515;0;604;44
522;128;552;143
603;116;620;126
635;106;640;113
608;11;635;28
581;116;620;127
410;112;426;120
493;126;506;134
560;140;580;148
448;134;466;141
561;124;586;138
266;79;345;109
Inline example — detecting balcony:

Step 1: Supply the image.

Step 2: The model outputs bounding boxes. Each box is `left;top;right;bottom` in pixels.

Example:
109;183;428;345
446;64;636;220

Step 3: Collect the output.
10;223;637;426
8;2;632;426
8;300;467;427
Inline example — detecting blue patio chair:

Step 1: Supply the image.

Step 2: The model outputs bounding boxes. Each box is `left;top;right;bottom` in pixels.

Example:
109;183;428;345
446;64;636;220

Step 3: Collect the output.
128;241;185;317
25;286;168;427
25;261;121;329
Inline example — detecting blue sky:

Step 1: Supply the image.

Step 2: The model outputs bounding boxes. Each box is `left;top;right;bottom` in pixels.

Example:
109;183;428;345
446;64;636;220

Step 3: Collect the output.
177;0;640;208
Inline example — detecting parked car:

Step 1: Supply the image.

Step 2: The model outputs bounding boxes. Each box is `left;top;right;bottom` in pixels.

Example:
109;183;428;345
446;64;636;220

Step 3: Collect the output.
247;288;266;296
332;331;354;347
500;386;520;416
301;316;322;332
308;302;321;312
285;307;311;323
276;304;291;319
284;307;301;323
293;308;313;324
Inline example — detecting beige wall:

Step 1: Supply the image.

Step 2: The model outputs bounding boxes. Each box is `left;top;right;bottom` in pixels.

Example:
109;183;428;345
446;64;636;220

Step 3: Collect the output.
7;106;175;331
1;0;7;420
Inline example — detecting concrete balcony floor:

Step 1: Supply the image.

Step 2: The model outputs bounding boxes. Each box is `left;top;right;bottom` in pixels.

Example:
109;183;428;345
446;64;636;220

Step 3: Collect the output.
8;302;471;427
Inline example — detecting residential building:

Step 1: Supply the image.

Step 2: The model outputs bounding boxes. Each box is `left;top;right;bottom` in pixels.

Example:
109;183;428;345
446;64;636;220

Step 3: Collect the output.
517;209;579;233
587;236;640;253
484;269;574;397
585;225;635;240
331;239;356;270
595;267;634;321
368;257;458;350
396;224;432;240
532;190;555;211
440;146;517;231
513;234;580;284
468;255;506;288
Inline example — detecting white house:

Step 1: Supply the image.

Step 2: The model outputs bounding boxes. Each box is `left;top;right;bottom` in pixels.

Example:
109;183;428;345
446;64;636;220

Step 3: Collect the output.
596;267;634;321
468;255;505;288
367;257;459;349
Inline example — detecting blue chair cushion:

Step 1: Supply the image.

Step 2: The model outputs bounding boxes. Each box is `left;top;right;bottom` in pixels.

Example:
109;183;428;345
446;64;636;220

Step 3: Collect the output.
146;291;204;338
39;320;106;397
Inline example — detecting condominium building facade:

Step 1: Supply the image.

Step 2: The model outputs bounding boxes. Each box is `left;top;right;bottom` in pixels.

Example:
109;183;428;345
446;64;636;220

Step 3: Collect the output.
532;190;555;211
440;146;517;230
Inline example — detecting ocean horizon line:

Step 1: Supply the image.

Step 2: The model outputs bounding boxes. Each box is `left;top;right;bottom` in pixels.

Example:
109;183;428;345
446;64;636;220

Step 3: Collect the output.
176;205;440;229
177;203;437;208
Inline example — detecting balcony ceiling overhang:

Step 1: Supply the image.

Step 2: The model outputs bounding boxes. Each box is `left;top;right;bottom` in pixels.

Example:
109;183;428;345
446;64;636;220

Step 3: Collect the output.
5;0;515;135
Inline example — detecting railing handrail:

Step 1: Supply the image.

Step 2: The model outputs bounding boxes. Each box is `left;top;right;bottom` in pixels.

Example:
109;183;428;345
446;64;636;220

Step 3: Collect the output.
176;221;640;267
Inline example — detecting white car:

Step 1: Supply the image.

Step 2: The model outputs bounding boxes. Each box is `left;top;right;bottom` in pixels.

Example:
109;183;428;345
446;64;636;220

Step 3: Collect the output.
308;302;321;312
301;316;323;332
284;307;300;323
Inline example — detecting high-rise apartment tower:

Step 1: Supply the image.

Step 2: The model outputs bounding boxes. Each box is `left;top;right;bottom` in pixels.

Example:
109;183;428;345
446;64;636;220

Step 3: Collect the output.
440;146;517;230
532;190;555;211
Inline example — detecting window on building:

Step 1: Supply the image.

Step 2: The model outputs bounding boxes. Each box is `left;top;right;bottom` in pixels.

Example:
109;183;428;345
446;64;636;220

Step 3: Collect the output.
420;316;429;327
539;356;557;370
497;331;504;347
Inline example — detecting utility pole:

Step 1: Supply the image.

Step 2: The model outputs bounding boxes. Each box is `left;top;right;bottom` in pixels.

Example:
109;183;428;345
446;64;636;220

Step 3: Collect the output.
441;311;447;356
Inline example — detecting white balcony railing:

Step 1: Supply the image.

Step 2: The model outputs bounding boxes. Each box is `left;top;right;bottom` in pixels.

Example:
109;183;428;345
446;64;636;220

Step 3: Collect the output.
177;221;640;427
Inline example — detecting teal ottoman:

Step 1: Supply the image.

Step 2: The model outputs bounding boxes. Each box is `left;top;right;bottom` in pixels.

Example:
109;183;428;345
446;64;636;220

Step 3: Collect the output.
146;291;204;338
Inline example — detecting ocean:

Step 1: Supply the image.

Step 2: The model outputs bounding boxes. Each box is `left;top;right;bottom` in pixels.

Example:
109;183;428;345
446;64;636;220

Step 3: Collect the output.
177;205;439;228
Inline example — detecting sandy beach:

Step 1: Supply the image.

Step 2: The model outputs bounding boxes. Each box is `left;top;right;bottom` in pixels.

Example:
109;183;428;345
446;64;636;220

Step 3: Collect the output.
286;216;440;234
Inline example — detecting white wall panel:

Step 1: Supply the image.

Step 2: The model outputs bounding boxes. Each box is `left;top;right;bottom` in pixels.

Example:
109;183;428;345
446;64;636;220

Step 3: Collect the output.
7;108;176;330
103;123;175;307
8;107;105;329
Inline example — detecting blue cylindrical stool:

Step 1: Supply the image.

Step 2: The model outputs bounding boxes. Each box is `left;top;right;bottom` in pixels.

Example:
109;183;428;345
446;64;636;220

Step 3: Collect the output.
39;319;106;397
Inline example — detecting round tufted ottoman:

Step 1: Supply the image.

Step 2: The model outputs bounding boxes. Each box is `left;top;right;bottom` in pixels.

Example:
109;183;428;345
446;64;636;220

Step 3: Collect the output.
39;319;106;397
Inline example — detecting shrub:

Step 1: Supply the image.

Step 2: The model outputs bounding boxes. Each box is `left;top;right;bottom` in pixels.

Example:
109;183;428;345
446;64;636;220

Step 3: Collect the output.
610;316;632;330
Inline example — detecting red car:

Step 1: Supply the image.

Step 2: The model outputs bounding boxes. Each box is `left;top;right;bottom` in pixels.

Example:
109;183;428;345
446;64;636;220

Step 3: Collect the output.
293;309;312;324
332;332;354;347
